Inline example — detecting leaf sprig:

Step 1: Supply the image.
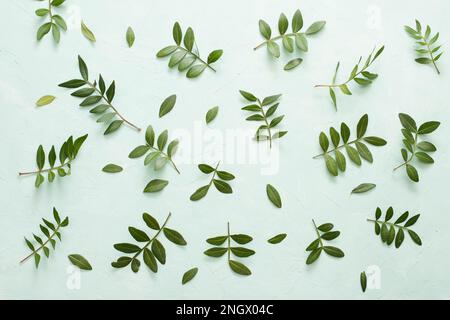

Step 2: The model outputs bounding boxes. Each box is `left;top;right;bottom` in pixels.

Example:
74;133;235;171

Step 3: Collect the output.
128;125;180;174
204;222;254;276
254;9;325;62
306;219;344;265
35;0;67;43
157;22;223;78
59;56;141;135
190;162;235;201
404;20;443;74
367;207;422;248
112;212;186;273
394;113;440;182
19;134;88;188
313;114;387;176
21;207;69;268
315;46;384;109
239;90;287;148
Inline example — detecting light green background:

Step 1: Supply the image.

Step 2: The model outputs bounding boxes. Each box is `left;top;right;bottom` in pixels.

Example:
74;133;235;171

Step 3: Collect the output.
0;0;449;299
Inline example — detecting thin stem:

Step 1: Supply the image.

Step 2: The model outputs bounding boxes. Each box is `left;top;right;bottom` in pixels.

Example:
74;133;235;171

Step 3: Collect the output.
87;81;141;132
227;221;231;261
312;139;359;159
207;161;221;187
314;58;372;88
148;146;180;174
20;224;61;264
132;212;172;259
312;219;323;247
48;0;53;22
366;219;411;231
177;47;216;72
393;132;417;171
19;162;71;176
257;99;272;149
253;32;301;50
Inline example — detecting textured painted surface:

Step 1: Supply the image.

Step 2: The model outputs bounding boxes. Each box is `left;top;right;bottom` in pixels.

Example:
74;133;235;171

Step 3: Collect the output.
0;0;449;299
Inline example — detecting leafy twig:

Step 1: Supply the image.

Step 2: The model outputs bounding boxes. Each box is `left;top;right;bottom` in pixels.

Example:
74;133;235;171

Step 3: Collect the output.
35;0;67;43
190;162;235;201
305;219;344;265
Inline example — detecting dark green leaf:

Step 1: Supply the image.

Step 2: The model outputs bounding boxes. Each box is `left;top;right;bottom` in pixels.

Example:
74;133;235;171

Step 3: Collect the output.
182;267;198;285
266;184;282;208
68;254;92;270
268;233;287;244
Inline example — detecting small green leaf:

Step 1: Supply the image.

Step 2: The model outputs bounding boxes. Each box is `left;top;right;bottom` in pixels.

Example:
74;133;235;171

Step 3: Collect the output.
126;26;135;47
143;179;169;193
267;41;280;58
182;267;198;285
151;239;166;264
417;121;440;134
102;164;123;173
163;228;187;245
68;254;92;270
204;247;228;257
190;185;209;201
206;236;228;245
406;164;419;182
259;19;271;39
360;271;367;292
81;21;96;42
229;260;251;276
351;183;376;194
266;184;282;208
206;106;219;124
207;50;223;64
230;234;253;244
159;94;177;118
186;64;207;78
213;179;232;194
284;58;303;71
36;95;56;107
143;213;160;230
268;233;287;244
305;21;326;35
292;10;303;32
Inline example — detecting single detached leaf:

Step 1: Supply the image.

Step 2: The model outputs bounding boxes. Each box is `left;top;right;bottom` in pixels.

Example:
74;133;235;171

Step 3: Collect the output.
68;254;92;270
351;183;376;194
266;184;282;208
159;94;177;118
284;58;303;71
102;164;123;173
81;21;96;42
143;179;169;193
126;26;135;47
268;233;287;244
205;106;219;124
361;271;367;292
36;95;55;107
182;267;198;285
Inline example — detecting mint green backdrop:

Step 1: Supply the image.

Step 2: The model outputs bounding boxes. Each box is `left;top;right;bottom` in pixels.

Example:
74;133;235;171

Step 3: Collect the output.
0;0;448;299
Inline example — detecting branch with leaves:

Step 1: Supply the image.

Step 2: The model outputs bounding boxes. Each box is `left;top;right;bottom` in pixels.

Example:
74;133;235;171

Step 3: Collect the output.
239;90;287;148
306;220;344;265
128;125;180;174
19;134;88;188
21;208;69;268
313;114;387;176
367;207;422;248
254;9;325;70
59;56;141;135
404;20;443;74
190;162;235;201
315;46;384;109
35;0;67;43
157;22;223;78
204;222;254;276
394;113;440;182
112;212;186;273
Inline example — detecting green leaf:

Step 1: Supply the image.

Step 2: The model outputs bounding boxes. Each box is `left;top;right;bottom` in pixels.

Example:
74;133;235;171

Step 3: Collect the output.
230;234;253;244
406;164;419;182
131;259;141;273
186;64;207;78
198;164;215;173
415;152;434;163
106;81;115;102
404;214;420;228
306;248;322;265
266;184;282;208
190;185;210;201
360;272;367;292
36;145;45;170
182;267;198;285
329;88;337;108
321;231;340;240
354;77;372;85
79;95;102;106
295;33;308;51
395;228;405;248
206;106;219;124
126;26;135;47
68;254;92;270
183;27;195;51
71;87;95;98
207;50;223;64
345;145;361;165
143;213;160;230
399;114;417;132
282;35;294;52
35;173;44;188
204;247;228;257
157;130;168;150
305;21;326;35
408;230;422;245
339;84;352;95
58;79;86;88
143;248;157;273
278;13;288;35
351;183;376;194
267;40;280;58
319;132;329;152
230;247;255;257
216;171;235;181
163;228;187;245
340;123;350;143
143;179;169;193
317;224;333;232
334;149;346;172
151;239;166;264
415;57;432;64
111;257;132;268
417;141;436;152
104;120;123;135
157;45;178;57
355;141;373;163
167;140;179;157
239;90;257;102
36;95;56;107
172;22;182;45
284;58;303;71
213;179;233;194
159;94;176;118
259;19;271;39
323;246;344;257
53;15;67;31
363;136;387;146
292;9;303;32
114;243;140;253
268;233;287;244
37;23;52;40
229;260;251;276
418;121;440;134
129;145;150;158
206;236;228;245
102;164;122;173
35;9;49;17
81;21;96;42
356;114;368;138
128;227;150;242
